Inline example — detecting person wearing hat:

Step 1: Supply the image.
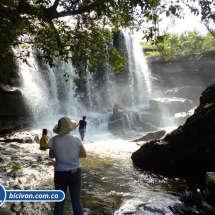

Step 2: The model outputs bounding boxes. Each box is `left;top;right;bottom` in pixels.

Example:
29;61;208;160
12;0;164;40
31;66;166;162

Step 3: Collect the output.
48;116;87;215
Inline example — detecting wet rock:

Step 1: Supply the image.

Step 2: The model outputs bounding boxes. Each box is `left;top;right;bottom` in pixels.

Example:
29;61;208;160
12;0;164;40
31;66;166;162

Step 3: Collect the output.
0;85;26;117
174;107;196;126
131;130;166;142
0;131;40;143
176;184;203;207
149;97;193;116
129;112;157;132
108;112;157;135
205;172;215;207
139;109;161;127
165;86;204;105
206;172;215;193
0;85;30;134
131;84;215;176
11;202;52;215
108;119;124;134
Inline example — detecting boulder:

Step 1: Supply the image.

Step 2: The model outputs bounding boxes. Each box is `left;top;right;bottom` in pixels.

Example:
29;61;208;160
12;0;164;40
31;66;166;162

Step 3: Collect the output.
174;107;196;126
205;172;215;207
206;172;215;193
139;108;161;127
0;85;26;117
149;97;193;116
108;119;124;134
0;131;40;143
131;130;166;142
165;86;205;105
128;112;157;132
0;85;30;134
108;112;157;135
131;84;215;176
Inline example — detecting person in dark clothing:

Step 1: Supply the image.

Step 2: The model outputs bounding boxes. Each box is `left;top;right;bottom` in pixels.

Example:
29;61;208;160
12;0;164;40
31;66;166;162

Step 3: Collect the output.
78;116;87;141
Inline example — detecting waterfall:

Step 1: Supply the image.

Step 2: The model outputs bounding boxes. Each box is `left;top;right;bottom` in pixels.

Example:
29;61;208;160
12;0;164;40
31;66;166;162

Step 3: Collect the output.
17;30;152;132
83;30;152;111
121;30;151;107
15;48;83;126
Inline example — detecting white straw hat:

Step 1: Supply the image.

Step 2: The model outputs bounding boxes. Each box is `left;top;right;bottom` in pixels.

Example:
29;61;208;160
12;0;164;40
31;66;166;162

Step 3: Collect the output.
53;117;79;134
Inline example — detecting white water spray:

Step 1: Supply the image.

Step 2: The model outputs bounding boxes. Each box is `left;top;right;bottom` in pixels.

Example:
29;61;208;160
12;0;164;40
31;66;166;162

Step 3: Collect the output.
17;30;153;139
121;30;152;107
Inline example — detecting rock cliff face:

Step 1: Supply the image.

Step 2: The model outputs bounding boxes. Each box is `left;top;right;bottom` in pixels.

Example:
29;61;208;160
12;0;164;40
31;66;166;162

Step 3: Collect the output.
148;51;215;104
148;51;215;90
131;84;215;176
0;85;30;134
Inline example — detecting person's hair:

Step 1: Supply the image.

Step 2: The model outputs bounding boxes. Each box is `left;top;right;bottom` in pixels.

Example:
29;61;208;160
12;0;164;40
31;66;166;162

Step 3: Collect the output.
42;129;47;135
83;116;86;120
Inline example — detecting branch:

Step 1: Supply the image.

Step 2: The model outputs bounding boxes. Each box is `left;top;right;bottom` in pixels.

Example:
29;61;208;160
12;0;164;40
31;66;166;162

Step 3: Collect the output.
204;23;215;37
53;0;60;9
56;1;99;18
45;0;112;20
48;20;63;55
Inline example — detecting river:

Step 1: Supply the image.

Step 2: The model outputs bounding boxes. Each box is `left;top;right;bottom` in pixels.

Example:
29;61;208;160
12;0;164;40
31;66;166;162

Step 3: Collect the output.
36;124;215;215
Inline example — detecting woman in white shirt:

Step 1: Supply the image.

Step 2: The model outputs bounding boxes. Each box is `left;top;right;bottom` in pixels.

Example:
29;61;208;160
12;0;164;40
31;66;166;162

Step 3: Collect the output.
48;116;87;215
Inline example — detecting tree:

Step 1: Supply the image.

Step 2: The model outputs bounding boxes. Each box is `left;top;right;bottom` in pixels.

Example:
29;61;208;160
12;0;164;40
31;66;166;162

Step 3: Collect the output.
182;0;215;37
141;30;215;60
0;0;185;83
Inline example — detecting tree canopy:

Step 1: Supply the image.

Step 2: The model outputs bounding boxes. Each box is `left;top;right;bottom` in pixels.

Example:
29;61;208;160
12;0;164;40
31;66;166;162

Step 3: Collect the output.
0;0;214;82
141;30;215;60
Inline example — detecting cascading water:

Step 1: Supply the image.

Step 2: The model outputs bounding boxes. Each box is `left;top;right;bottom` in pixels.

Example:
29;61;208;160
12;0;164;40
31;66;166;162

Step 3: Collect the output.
17;30;153;135
81;30;152;112
119;30;136;106
120;30;152;107
15;48;82;125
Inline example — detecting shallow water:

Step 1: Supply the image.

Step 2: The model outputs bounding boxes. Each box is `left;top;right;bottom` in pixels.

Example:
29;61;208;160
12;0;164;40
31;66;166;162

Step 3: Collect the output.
42;137;215;215
0;123;214;215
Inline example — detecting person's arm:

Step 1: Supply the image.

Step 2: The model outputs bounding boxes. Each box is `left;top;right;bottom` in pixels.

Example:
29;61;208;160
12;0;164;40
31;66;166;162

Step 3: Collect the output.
49;147;55;159
79;145;87;158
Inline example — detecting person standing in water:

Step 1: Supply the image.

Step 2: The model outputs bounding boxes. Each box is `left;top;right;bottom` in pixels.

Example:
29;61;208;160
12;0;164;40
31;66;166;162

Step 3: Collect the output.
39;128;49;150
78;116;87;141
48;116;87;215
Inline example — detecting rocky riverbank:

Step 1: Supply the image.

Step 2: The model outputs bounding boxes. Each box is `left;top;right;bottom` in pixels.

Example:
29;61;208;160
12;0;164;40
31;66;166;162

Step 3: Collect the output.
0;130;54;214
131;84;215;175
131;84;215;206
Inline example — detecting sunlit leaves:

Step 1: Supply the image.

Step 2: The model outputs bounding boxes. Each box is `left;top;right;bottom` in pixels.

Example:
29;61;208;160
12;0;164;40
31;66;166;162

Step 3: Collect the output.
2;0;214;83
142;30;215;60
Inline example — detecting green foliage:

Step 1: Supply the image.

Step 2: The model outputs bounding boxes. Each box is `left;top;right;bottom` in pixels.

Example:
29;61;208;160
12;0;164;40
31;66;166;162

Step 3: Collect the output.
142;30;215;60
1;0;214;81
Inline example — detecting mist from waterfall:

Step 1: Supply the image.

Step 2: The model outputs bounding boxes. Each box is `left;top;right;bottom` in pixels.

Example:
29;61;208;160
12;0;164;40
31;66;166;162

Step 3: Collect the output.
15;48;84;123
17;30;152;139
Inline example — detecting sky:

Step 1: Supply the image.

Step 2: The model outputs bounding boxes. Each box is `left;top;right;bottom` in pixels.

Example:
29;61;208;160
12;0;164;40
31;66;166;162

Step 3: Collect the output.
160;4;207;35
